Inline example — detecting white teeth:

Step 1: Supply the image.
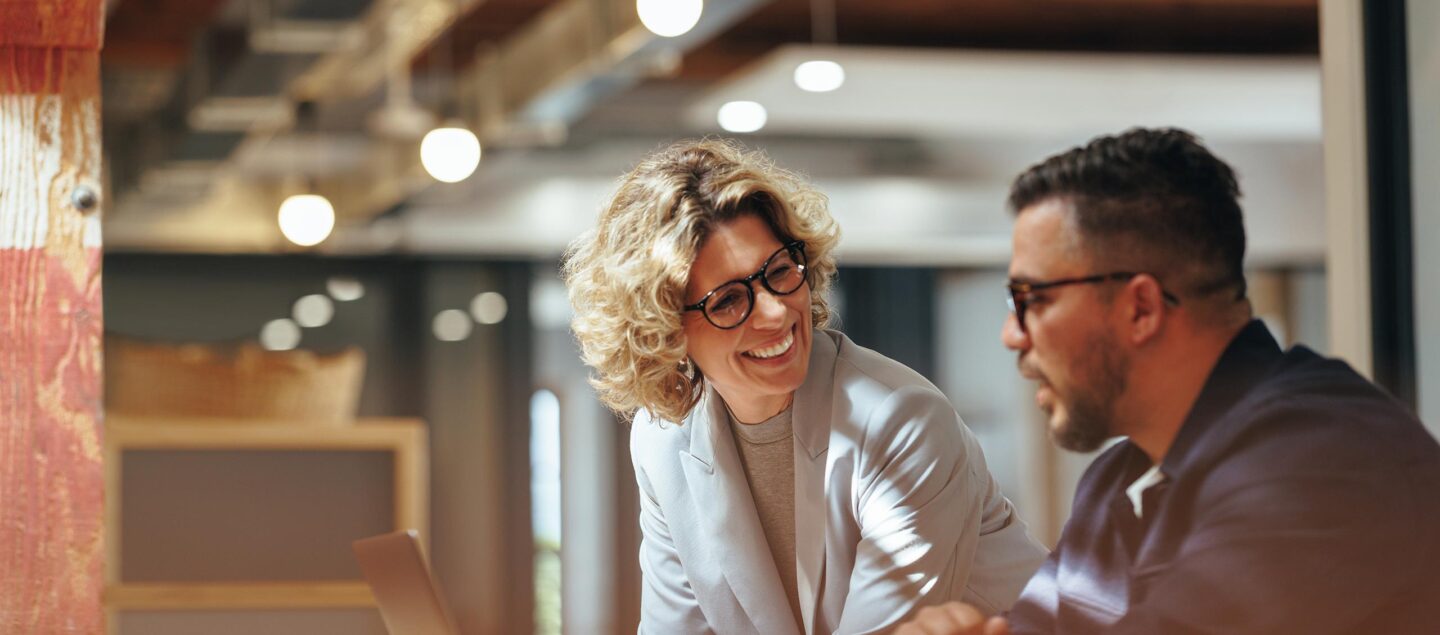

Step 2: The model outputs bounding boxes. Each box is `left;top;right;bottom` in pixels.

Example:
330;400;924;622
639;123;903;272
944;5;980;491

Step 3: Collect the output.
744;331;794;359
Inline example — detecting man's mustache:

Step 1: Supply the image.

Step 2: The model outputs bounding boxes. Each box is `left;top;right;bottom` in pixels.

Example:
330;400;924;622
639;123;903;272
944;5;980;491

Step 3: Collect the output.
1017;357;1046;384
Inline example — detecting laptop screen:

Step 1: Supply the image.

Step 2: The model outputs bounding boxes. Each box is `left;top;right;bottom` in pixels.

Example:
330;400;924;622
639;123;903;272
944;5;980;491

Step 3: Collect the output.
353;530;460;635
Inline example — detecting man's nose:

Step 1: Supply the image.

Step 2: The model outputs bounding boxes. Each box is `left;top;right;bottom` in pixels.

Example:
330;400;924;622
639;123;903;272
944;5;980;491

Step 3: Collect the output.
1001;311;1030;351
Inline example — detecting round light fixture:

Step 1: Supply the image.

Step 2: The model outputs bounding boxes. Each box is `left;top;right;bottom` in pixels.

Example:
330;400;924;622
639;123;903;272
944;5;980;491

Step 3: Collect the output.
277;194;335;247
637;0;702;38
470;292;509;325
420;126;482;183
794;60;845;93
432;309;473;342
717;101;767;133
292;294;335;328
326;276;366;302
260;318;302;351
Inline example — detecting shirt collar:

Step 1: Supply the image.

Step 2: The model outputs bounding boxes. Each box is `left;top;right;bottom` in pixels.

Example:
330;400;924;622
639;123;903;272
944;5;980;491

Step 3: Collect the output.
1125;464;1167;519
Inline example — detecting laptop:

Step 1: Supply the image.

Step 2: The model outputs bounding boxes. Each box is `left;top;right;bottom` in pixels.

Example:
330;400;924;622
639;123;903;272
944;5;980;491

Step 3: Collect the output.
353;530;461;635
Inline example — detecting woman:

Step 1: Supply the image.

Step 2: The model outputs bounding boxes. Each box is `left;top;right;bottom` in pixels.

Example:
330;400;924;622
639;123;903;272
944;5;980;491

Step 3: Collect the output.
564;140;1045;635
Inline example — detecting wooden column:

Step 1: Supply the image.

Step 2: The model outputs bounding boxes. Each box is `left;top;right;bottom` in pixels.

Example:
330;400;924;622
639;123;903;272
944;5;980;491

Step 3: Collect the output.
0;1;106;632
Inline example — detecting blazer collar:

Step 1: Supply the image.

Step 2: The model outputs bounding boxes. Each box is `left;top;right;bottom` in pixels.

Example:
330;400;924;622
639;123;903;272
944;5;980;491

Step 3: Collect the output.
683;381;729;473
1161;319;1284;478
792;329;839;633
679;328;841;635
684;328;840;467
793;329;839;460
682;380;802;634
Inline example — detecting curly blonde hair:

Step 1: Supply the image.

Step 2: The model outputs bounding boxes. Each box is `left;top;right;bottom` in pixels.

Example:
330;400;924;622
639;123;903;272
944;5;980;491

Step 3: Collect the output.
562;139;841;423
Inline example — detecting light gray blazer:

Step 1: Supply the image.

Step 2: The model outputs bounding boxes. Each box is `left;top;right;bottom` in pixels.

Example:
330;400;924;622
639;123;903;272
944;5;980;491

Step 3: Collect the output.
631;329;1047;635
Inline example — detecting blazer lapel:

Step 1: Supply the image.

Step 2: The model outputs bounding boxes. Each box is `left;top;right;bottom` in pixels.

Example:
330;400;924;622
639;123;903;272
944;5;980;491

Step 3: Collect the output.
792;329;838;634
682;386;800;635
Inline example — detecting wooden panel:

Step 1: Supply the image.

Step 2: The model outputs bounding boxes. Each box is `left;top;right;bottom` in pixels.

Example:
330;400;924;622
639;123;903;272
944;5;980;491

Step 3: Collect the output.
104;416;426;450
1319;0;1373;376
105;581;376;610
0;0;106;631
119;449;394;582
102;419;428;612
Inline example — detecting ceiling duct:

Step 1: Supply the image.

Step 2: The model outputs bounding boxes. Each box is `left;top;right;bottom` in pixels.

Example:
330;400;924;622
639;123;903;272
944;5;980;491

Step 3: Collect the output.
367;6;436;140
313;0;772;224
249;0;365;54
108;0;375;221
106;0;774;251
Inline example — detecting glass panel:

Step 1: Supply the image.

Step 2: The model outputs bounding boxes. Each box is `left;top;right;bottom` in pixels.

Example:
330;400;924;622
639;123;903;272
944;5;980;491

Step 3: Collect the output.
531;389;562;635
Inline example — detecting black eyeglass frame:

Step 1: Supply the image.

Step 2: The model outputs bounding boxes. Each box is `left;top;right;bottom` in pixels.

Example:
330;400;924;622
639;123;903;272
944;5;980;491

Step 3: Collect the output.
1006;271;1180;334
683;240;808;330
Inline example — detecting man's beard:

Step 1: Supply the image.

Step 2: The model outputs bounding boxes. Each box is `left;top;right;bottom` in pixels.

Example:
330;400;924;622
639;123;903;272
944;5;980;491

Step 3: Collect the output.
1051;336;1130;453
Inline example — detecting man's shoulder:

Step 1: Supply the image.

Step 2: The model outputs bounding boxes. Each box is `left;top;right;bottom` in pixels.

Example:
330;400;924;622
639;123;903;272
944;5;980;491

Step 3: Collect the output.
1180;345;1440;511
1221;346;1433;460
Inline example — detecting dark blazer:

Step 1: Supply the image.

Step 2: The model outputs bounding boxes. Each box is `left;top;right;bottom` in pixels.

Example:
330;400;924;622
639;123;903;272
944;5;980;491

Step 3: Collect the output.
1008;320;1440;635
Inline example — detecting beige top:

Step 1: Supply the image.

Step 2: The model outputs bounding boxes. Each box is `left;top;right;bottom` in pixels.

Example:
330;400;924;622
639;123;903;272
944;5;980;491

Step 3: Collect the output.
729;406;802;629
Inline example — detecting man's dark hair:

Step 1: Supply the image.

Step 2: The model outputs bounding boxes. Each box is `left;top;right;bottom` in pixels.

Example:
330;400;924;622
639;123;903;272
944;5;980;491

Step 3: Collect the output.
1008;127;1247;303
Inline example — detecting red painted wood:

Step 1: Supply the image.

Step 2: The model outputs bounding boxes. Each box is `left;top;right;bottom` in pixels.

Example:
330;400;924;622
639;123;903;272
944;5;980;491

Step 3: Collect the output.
0;0;104;50
0;45;87;94
0;1;106;628
0;249;104;633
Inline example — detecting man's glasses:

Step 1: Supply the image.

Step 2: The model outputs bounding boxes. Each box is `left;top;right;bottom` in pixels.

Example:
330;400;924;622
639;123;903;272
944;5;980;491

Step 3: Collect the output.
1006;272;1180;334
684;241;808;329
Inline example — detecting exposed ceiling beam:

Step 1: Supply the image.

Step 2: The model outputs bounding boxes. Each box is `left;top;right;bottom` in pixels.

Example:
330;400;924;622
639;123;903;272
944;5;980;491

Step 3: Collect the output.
306;0;771;225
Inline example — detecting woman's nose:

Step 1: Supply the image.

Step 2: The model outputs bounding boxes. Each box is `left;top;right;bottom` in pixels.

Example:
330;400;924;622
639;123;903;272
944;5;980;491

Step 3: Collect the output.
750;287;787;327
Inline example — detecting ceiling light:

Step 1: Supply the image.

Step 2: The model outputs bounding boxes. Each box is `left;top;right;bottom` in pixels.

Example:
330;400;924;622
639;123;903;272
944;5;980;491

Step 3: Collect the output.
260;319;301;351
432;309;473;342
794;60;845;92
292;294;335;328
470;292;508;325
637;0;702;38
278;194;335;247
420;126;482;183
717;101;767;133
326;276;365;302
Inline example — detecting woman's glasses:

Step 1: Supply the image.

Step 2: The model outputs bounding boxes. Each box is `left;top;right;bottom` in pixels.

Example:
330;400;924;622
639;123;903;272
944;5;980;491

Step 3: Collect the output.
684;241;808;329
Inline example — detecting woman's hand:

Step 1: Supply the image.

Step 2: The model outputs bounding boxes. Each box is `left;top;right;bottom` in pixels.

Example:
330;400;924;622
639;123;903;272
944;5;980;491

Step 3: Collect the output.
893;602;1010;635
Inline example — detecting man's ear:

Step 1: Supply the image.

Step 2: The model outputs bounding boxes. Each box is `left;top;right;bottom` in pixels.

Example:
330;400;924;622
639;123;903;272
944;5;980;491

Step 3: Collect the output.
1125;274;1167;345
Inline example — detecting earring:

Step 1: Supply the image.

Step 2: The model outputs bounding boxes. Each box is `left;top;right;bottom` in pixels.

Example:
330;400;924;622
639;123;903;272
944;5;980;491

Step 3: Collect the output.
679;358;701;381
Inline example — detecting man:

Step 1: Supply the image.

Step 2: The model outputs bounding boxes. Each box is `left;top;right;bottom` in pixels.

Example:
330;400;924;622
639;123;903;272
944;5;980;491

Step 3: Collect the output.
898;127;1440;634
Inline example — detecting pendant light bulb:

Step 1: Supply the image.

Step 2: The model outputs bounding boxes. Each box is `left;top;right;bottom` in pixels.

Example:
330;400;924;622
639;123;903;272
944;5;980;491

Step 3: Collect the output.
420;126;482;183
278;194;335;247
637;0;702;38
717;101;767;133
794;59;845;93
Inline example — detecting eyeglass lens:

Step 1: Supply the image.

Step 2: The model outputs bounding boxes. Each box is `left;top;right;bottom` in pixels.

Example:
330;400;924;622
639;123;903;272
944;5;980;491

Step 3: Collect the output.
1006;291;1028;334
704;245;806;328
